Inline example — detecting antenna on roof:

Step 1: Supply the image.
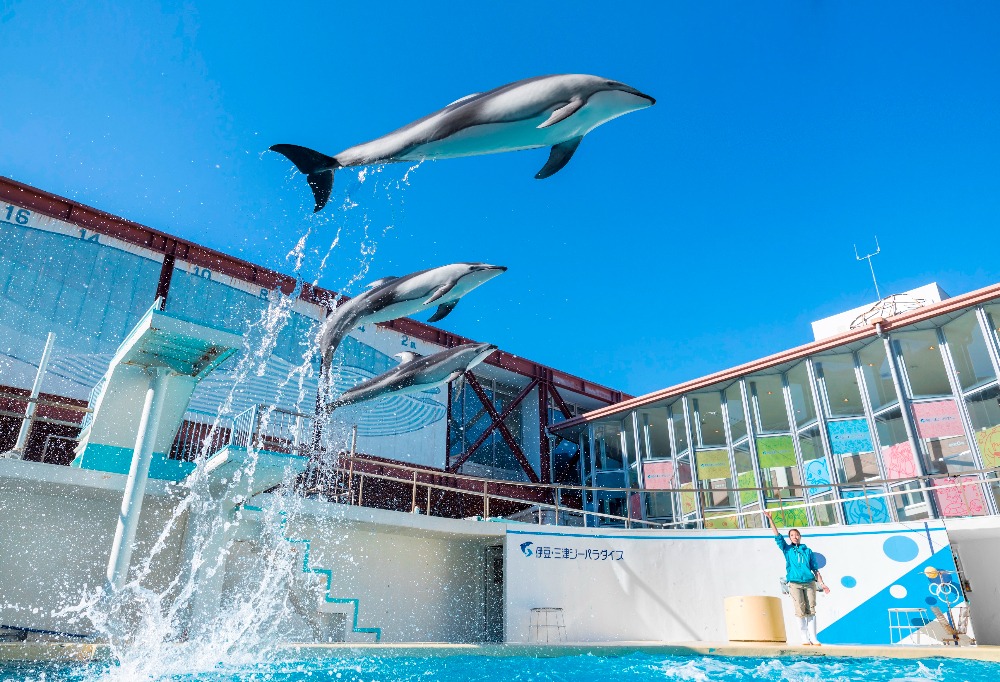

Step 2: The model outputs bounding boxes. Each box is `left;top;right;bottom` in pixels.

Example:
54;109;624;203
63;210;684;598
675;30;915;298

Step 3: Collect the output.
855;236;882;300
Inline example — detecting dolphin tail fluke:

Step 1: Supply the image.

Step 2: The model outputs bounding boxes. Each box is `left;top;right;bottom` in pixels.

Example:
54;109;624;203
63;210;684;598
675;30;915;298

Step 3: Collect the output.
269;143;340;212
535;136;583;180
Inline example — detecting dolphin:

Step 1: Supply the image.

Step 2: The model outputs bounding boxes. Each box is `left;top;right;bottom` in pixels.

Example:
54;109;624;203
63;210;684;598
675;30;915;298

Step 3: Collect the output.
328;343;498;410
318;263;506;368
270;74;655;211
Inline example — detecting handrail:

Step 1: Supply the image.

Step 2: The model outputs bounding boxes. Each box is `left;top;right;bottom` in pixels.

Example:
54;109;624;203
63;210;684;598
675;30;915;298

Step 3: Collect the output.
317;462;997;530
338;453;1000;496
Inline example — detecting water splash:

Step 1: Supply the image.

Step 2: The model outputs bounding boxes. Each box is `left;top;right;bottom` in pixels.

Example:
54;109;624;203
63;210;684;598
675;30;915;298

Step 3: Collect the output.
42;163;423;680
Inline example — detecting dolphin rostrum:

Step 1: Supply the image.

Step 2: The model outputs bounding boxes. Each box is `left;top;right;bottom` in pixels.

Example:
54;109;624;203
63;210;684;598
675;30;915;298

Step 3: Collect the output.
271;74;655;211
318;263;506;369
329;343;497;411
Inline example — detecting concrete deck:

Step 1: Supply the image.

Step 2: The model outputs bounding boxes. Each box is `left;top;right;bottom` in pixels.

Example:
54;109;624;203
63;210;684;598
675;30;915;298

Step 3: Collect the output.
2;641;999;663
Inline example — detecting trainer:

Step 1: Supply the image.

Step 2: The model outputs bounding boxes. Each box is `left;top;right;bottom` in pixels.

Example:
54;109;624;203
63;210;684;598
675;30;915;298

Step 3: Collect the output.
764;510;830;645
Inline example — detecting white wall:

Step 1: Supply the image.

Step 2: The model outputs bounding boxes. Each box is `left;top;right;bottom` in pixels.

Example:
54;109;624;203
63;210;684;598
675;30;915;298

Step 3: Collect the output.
945;516;1000;646
233;499;505;643
0;460;186;635
505;522;960;645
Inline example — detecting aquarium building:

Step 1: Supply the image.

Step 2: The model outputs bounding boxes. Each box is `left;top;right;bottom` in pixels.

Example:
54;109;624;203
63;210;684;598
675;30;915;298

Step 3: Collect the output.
553;279;1000;530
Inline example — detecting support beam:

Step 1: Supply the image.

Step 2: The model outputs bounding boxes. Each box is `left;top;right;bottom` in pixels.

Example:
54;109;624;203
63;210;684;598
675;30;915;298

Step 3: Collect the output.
454;374;540;483
539;382;551;485
448;378;539;475
105;368;172;591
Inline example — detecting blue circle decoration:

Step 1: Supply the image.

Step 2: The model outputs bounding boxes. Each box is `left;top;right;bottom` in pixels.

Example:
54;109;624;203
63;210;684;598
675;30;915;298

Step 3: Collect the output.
883;536;919;562
813;552;828;569
841;576;857;588
925;596;938;606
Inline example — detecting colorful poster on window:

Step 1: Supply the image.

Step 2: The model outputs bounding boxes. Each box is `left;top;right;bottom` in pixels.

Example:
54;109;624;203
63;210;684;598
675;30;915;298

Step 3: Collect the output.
827;418;874;455
803;457;832;495
912;400;964;439
883;441;919;479
841;489;892;524
695;448;731;480
974;424;1000;469
737;470;758;505
764;502;807;528
704;512;738;529
932;476;988;517
642;460;674;490
756;435;796;468
679;482;696;516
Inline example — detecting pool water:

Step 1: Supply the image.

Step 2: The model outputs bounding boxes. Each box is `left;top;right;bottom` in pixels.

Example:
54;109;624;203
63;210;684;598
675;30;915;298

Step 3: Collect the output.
2;653;998;682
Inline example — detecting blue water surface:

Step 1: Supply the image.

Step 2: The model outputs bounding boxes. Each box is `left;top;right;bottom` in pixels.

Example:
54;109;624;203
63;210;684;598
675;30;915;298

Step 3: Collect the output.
1;653;998;682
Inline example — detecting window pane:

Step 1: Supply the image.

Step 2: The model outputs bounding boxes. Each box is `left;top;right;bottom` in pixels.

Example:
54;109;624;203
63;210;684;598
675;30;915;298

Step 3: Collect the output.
750;375;790;433
875;408;921;480
623;417;638;487
859;342;898;411
828;418;880;483
734;442;758;507
799;426;831;495
594;422;623;471
670;402;688;455
891;481;930;521
841;488;892;524
640;407;672;459
725;384;747;441
943;312;996;393
692;392;726;447
895;330;953;399
816;354;864;417
787;363;816;428
756;435;800;499
811;493;838;526
696;448;733;509
912;399;975;475
966;386;1000;470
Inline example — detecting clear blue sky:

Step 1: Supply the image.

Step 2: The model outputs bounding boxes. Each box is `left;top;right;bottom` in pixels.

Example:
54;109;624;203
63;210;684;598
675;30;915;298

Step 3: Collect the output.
3;1;1000;397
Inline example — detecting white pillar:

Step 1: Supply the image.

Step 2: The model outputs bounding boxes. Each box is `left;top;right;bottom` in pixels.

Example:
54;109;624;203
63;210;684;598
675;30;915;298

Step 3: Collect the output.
10;332;57;458
105;368;172;591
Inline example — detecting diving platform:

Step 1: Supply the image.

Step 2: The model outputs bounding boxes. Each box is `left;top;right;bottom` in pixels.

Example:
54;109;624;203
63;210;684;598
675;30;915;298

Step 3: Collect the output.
72;302;243;481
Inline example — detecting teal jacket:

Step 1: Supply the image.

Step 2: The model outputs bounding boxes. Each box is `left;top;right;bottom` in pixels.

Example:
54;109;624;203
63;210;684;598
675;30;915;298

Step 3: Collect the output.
775;535;818;584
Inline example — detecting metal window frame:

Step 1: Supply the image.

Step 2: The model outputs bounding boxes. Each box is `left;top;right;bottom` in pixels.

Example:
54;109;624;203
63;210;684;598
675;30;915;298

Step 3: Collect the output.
805;357;847;525
937;326;999;515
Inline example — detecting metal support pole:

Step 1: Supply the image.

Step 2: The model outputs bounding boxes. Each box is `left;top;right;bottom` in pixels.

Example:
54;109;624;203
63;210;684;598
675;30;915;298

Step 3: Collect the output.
358;474;365;508
11;332;57;458
483;481;490;519
105;368;171;591
411;471;418;512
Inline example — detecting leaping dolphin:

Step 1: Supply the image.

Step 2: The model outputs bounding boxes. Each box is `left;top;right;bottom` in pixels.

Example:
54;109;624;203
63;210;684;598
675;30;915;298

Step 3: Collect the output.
271;74;655;212
318;263;506;368
328;343;497;410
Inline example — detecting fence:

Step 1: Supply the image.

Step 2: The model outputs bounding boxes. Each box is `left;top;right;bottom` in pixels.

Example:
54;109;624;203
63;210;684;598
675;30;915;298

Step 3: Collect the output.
321;450;1000;531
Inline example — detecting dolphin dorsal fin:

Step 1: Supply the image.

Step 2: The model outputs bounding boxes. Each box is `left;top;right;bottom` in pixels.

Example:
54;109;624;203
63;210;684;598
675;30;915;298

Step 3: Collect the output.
447;92;481;108
394;351;423;364
365;276;399;289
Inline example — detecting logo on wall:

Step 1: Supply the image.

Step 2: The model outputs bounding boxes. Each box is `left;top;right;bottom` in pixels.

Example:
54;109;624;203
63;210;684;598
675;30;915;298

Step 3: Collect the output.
520;542;534;557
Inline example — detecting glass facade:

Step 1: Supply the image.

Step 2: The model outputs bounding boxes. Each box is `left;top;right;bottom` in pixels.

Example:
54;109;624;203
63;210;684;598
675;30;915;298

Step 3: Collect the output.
579;296;1000;528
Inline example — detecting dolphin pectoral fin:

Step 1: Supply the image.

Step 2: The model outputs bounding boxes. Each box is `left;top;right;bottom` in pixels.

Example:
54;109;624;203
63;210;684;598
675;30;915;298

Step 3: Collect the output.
427;300;458;323
537;98;584;129
535;136;583;179
269;143;340;212
424;282;456;305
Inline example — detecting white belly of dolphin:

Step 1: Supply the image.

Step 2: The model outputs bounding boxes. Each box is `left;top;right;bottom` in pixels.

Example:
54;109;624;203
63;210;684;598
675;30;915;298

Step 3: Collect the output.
396;103;618;162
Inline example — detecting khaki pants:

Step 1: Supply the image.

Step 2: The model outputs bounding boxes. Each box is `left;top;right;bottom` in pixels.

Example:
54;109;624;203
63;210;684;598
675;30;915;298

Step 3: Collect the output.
788;581;817;617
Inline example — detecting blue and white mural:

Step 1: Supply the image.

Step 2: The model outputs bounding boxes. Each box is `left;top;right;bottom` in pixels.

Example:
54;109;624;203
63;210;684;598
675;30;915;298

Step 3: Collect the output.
505;521;966;646
0;204;449;468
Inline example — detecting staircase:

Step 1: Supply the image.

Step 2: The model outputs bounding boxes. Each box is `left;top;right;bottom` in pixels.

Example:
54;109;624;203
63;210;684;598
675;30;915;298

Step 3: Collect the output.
242;504;381;642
